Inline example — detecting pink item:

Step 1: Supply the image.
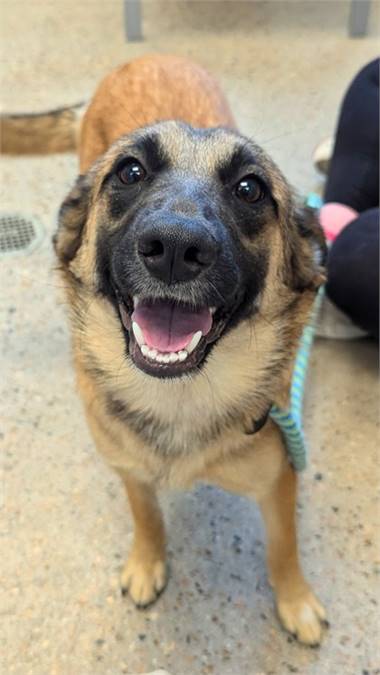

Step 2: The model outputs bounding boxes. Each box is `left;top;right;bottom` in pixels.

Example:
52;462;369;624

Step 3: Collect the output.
319;202;359;242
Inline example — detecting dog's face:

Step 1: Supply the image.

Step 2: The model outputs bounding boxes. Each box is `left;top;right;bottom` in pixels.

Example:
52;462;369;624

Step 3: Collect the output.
55;122;325;380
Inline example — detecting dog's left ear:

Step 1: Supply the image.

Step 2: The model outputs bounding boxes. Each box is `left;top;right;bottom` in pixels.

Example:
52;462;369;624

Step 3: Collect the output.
53;173;93;265
288;205;327;292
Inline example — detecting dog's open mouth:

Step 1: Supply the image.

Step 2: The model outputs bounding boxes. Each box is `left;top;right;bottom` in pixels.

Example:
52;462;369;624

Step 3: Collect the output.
118;296;233;377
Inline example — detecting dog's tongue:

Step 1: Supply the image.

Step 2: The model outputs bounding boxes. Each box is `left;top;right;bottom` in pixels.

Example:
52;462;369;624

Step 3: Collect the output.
132;300;212;352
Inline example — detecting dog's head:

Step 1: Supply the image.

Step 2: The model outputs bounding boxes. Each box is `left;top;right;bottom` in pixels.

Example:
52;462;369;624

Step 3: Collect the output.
54;122;325;380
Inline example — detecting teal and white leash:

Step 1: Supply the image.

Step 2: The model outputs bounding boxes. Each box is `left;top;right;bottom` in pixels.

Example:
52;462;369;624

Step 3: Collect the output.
269;193;325;470
269;287;324;472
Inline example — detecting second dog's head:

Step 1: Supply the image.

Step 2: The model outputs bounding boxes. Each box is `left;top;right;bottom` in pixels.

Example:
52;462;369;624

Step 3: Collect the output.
55;121;325;379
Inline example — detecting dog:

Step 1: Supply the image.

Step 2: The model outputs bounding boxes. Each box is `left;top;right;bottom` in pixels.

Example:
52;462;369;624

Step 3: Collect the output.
51;54;328;645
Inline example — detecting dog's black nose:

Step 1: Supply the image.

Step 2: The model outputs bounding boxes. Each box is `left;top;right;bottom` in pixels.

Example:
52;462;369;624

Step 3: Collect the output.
138;217;218;284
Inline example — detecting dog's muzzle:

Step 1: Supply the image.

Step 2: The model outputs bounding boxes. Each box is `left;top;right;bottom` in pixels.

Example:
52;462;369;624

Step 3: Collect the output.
111;207;244;378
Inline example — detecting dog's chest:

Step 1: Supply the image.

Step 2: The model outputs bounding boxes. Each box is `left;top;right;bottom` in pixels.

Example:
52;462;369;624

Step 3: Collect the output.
111;374;245;456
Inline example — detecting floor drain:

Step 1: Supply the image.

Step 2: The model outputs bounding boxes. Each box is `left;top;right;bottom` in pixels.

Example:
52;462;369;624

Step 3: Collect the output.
0;212;45;256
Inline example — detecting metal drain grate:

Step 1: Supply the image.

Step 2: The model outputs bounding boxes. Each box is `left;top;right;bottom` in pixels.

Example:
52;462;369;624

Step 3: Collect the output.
0;212;45;256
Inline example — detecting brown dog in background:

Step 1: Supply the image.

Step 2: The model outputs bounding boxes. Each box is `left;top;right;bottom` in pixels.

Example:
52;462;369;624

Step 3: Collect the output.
1;54;234;167
4;54;328;645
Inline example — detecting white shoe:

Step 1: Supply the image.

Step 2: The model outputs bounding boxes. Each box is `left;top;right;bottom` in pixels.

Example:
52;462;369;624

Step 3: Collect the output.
313;137;334;175
316;294;368;339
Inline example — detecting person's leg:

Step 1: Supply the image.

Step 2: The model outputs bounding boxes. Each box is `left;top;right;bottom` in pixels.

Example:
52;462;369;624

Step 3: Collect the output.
326;209;379;339
317;61;379;340
324;58;379;212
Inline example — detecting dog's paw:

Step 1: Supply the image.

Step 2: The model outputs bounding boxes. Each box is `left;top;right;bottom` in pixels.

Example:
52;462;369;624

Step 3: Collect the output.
277;590;328;646
120;554;168;608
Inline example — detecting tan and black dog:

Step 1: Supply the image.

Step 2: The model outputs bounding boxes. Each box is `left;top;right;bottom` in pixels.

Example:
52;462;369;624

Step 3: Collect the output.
8;54;329;645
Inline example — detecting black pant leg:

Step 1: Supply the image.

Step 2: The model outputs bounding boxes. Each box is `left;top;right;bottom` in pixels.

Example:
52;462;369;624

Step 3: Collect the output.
326;208;379;339
324;59;379;212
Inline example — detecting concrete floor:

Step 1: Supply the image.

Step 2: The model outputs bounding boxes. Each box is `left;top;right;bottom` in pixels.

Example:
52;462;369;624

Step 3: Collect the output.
1;2;379;674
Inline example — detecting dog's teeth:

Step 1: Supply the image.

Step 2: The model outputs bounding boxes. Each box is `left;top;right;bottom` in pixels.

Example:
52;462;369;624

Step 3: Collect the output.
186;330;202;354
133;295;140;308
132;321;145;347
141;346;189;364
210;307;217;315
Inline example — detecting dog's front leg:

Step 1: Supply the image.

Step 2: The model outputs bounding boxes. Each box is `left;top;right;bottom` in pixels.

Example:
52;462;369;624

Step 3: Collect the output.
77;368;168;608
258;460;327;646
202;423;327;645
117;471;168;608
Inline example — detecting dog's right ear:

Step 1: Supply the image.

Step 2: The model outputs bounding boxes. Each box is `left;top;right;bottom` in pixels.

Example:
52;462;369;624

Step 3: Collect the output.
53;173;92;265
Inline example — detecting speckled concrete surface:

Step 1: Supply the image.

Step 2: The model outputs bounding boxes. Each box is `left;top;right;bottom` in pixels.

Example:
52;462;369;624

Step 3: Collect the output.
1;2;379;674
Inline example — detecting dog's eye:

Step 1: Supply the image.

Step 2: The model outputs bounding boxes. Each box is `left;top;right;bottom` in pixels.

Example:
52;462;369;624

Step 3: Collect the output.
235;175;264;204
117;160;146;185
